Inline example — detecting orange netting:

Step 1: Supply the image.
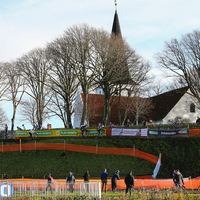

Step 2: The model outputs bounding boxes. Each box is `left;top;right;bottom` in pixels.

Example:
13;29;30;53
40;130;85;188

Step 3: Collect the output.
0;143;158;164
1;178;199;190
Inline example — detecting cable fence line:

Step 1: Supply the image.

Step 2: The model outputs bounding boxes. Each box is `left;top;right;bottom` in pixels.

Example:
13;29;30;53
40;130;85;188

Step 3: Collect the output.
0;180;101;199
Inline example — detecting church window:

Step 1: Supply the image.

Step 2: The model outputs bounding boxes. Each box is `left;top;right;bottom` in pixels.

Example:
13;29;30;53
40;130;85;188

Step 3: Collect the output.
190;103;195;113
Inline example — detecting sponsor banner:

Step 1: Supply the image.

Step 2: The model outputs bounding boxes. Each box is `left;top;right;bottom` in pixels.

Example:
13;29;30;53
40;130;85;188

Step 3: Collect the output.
0;182;13;198
148;128;189;137
15;131;28;136
60;131;78;136
36;131;52;136
111;128;148;136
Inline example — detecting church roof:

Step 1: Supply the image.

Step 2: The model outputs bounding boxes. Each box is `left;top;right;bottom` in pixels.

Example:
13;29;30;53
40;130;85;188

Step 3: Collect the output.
150;86;189;121
111;10;122;37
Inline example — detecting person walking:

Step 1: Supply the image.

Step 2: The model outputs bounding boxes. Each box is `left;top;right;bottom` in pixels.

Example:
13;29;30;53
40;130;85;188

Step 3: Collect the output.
101;169;108;192
111;170;120;192
46;173;54;194
83;170;90;192
125;171;134;196
174;169;184;188
5;124;8;138
67;172;75;193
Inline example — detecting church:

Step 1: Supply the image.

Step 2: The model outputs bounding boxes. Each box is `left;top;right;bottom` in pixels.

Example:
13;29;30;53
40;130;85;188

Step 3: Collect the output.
73;3;200;127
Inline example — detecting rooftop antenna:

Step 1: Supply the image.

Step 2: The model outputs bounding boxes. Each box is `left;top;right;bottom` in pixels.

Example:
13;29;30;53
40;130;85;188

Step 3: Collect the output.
115;0;117;12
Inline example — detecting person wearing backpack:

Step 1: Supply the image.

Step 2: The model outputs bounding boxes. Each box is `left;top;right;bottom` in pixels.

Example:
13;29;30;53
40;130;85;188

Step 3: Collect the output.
46;173;54;194
83;170;90;192
125;171;134;196
67;172;75;193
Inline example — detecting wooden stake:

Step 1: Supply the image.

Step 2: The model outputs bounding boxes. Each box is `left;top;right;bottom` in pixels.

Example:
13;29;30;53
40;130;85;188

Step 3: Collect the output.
133;145;135;157
35;140;36;150
159;153;161;165
2;142;3;153
96;144;98;154
20;139;21;153
64;140;65;151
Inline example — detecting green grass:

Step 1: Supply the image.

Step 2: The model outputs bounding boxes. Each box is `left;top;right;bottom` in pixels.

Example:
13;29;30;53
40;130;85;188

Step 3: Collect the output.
1;136;200;179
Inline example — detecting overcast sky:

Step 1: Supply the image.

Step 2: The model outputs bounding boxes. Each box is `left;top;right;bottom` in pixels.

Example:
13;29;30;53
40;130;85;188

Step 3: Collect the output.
1;0;200;129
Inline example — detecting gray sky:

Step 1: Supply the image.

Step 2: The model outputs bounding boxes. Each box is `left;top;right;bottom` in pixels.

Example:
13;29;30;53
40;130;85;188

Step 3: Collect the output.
1;0;200;128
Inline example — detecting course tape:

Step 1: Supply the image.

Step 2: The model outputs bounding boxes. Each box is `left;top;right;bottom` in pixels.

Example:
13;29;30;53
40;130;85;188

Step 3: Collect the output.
0;143;158;164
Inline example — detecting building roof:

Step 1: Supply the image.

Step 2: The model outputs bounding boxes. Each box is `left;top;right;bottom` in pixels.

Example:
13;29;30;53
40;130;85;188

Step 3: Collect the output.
150;86;189;121
111;10;122;37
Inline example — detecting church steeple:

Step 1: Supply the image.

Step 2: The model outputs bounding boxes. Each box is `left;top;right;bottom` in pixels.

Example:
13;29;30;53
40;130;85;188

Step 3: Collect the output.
111;0;122;37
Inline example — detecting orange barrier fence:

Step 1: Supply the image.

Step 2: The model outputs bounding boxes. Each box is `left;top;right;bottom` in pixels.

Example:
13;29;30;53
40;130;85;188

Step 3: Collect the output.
189;129;200;136
1;178;200;190
0;143;159;164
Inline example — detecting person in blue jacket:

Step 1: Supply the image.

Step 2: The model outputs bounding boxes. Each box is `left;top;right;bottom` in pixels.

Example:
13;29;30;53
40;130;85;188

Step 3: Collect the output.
111;170;120;192
67;172;75;193
101;169;108;192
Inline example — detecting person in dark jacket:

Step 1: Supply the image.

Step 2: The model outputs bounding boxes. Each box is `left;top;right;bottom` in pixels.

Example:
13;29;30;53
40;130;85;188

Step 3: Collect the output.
125;171;134;196
101;169;108;192
46;173;53;194
3;173;10;179
83;170;90;192
111;170;120;192
174;169;184;188
67;172;75;193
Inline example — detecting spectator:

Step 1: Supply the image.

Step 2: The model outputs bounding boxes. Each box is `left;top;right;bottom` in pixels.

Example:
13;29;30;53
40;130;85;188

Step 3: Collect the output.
111;170;120;192
4;173;10;179
125;171;134;196
143;119;146;126
101;169;108;192
196;117;200;124
40;124;45;130
173;119;180;125
67;172;75;193
47;124;51;130
109;122;114;128
69;122;72;129
46;173;54;194
5;124;8;138
150;120;154;126
22;124;26;130
173;170;177;186
17;126;22;130
174;169;184;188
83;170;90;192
127;119;131;127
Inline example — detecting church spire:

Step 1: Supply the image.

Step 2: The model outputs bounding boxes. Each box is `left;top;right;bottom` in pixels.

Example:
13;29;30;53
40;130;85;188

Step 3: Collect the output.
111;0;122;37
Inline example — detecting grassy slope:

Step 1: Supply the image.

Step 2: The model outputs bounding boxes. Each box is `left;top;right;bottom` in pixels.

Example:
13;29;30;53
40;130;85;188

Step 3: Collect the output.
1;136;200;179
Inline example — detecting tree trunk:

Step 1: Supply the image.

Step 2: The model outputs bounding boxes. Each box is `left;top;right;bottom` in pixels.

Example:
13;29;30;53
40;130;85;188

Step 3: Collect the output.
81;89;87;125
11;104;16;131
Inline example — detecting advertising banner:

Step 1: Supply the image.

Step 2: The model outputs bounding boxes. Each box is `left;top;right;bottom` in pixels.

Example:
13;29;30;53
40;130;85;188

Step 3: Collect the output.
148;128;189;137
111;129;148;136
0;182;13;198
60;130;78;136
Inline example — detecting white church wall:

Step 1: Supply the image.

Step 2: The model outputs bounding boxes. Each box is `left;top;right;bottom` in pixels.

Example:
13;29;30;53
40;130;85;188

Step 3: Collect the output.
73;90;83;128
163;90;200;124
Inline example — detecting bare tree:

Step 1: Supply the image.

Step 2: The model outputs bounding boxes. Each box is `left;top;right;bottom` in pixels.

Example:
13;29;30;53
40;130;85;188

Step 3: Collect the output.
155;30;200;108
16;48;53;126
46;35;79;127
3;62;26;130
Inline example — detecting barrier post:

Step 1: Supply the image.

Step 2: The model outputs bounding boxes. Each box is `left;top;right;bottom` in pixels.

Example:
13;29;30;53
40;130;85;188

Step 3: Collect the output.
159;153;161;165
2;142;3;153
96;144;98;154
133;145;135;157
20;139;22;153
35;140;36;150
7;180;8;198
64;140;65;151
